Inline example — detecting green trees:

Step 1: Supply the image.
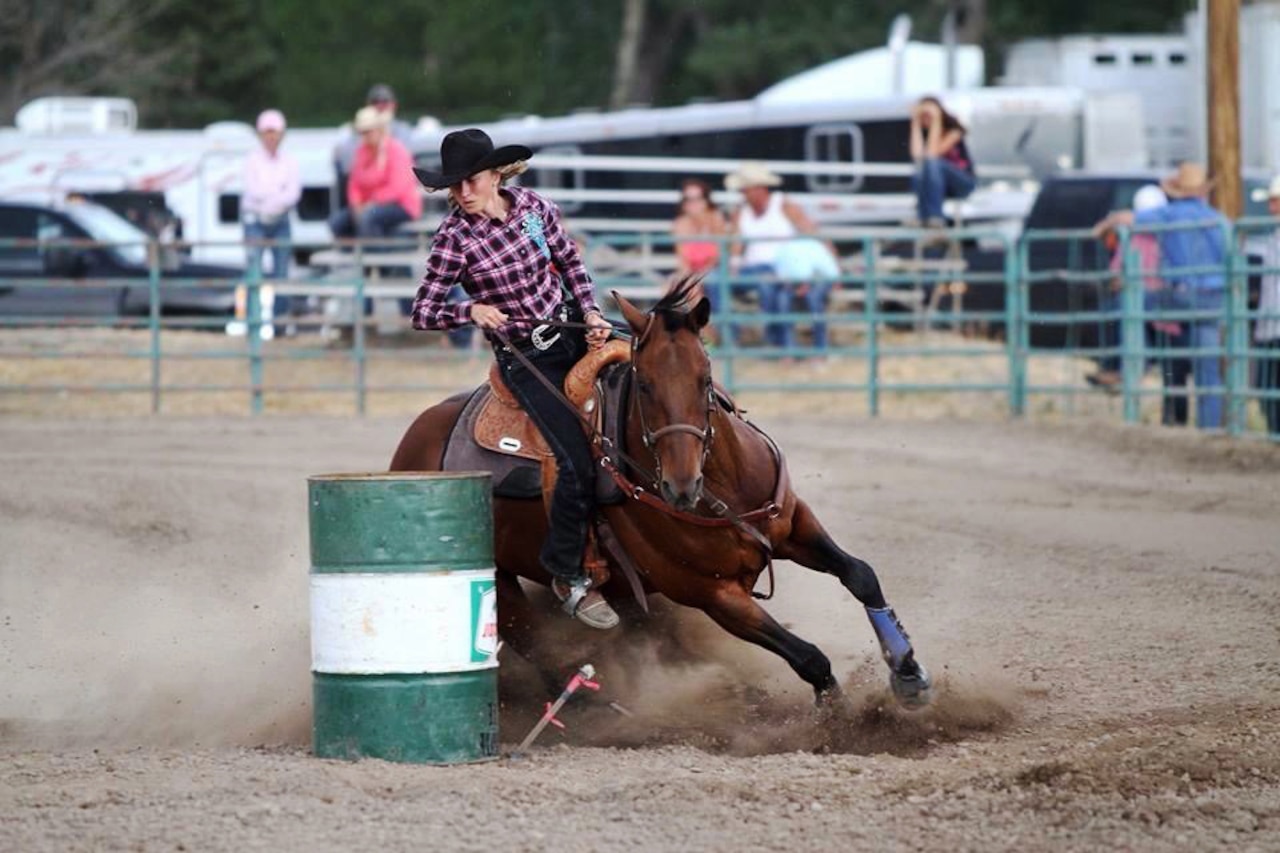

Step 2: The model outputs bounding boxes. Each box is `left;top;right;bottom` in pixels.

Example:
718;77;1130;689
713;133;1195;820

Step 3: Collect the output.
1;0;1192;129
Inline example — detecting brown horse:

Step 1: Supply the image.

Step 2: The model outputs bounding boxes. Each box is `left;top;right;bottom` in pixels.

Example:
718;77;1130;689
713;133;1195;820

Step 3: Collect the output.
390;281;932;709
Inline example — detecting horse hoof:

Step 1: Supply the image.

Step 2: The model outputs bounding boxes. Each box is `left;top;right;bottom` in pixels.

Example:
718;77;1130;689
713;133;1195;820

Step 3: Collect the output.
890;662;933;710
814;683;845;709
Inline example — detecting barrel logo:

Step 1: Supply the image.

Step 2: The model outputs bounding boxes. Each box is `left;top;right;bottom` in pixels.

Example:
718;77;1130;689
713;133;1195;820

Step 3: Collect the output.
470;579;498;663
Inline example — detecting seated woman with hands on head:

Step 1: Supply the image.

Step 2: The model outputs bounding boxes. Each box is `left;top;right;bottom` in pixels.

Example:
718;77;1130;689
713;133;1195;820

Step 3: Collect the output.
908;96;976;228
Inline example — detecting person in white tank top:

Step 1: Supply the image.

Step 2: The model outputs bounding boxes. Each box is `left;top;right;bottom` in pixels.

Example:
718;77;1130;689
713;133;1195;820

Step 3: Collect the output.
723;162;834;353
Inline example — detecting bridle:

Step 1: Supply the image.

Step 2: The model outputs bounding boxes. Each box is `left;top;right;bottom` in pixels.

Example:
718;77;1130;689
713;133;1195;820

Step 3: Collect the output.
628;315;716;485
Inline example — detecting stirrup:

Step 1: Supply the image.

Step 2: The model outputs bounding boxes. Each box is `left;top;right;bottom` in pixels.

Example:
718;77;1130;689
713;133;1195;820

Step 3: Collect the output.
552;576;620;630
555;577;591;616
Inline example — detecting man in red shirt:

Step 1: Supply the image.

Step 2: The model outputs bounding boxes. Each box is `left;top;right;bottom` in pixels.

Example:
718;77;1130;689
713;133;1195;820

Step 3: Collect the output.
327;106;422;242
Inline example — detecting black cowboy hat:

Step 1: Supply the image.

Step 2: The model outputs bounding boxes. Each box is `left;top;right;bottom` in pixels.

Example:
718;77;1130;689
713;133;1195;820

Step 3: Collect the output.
411;129;532;190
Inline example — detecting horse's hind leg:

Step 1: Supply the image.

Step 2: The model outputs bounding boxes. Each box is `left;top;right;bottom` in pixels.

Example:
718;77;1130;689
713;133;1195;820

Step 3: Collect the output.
702;584;839;702
775;499;933;709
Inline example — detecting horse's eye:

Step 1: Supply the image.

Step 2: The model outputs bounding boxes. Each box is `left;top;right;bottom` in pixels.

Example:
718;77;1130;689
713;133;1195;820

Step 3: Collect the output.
637;379;653;395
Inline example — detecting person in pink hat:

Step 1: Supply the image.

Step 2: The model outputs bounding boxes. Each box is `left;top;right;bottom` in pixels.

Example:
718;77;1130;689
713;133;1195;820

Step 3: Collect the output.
241;109;301;312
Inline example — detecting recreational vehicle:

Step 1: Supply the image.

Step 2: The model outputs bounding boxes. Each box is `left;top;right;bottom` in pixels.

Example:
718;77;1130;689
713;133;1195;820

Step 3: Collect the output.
0;98;341;267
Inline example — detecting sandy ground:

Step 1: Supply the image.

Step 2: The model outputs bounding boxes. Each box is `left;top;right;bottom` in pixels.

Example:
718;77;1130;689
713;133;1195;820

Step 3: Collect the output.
2;415;1279;852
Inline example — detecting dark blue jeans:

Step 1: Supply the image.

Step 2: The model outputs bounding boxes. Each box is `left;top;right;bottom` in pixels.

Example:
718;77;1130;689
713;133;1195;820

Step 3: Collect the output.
1151;324;1192;426
1257;339;1280;435
760;280;832;350
1150;287;1224;429
244;216;291;314
327;202;412;240
329;203;413;315
704;268;769;345
911;157;976;222
494;328;593;582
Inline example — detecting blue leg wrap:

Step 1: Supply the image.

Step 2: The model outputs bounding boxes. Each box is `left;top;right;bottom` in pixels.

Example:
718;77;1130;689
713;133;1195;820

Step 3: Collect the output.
866;606;913;671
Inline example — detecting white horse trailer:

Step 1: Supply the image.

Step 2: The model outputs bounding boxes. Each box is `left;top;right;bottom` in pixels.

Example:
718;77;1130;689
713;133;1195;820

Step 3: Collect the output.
1003;7;1280;175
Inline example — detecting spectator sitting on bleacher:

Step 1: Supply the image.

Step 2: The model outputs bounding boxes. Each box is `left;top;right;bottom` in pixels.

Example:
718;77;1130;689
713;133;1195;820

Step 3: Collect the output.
332;83;416;208
670;178;728;336
725;162;819;350
909;96;976;228
328;106;422;245
672;178;728;278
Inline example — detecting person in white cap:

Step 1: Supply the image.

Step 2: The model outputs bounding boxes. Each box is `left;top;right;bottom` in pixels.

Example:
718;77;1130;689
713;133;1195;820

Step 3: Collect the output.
1091;185;1196;424
241;109;301;313
1247;175;1280;434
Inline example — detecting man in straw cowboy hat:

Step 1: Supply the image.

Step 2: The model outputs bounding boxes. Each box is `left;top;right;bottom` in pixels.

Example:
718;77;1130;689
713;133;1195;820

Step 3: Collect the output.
1093;163;1229;429
409;129;619;630
724;162;833;353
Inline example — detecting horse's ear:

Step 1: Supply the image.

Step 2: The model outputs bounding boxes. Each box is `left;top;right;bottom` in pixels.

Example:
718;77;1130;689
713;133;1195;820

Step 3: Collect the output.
688;296;711;332
611;290;648;335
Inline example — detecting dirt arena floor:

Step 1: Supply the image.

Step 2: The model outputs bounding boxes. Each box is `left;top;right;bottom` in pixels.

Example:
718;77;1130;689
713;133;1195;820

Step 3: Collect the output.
2;413;1279;852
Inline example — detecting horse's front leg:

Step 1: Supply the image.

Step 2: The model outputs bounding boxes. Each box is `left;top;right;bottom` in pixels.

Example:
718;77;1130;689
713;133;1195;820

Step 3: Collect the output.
701;582;840;703
775;498;933;709
494;569;580;696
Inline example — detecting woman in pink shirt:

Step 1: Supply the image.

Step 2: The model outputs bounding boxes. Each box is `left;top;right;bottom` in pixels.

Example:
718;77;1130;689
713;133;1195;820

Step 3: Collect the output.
327;106;422;243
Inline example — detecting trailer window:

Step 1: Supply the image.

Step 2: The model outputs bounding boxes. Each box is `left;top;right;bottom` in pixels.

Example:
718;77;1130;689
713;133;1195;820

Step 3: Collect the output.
219;194;240;224
804;124;864;192
297;187;331;222
0;207;41;262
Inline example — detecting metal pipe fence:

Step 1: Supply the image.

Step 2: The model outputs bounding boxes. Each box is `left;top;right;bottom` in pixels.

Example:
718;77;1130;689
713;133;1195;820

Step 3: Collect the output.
0;220;1276;440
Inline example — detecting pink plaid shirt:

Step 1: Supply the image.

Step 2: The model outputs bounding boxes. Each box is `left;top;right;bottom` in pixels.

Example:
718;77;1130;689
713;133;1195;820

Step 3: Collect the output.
410;187;599;340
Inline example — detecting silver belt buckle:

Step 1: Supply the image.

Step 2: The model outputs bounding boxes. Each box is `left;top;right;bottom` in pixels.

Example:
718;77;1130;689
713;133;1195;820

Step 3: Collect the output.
530;323;561;351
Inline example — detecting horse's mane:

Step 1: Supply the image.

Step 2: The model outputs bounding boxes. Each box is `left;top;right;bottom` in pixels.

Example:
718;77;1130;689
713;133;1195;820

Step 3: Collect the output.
651;277;704;332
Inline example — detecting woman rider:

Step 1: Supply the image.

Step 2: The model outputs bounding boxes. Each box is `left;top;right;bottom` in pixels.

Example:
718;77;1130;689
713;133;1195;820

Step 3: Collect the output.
410;129;619;630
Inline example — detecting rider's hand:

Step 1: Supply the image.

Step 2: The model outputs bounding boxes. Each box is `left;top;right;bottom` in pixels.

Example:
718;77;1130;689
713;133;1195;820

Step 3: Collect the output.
584;310;612;351
470;303;508;330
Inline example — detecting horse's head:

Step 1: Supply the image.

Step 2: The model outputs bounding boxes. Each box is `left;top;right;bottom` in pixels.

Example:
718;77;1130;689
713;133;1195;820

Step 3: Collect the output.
614;279;714;512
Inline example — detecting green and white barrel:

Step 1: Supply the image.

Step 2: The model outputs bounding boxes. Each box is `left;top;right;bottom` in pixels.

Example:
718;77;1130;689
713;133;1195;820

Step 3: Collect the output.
308;472;498;764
